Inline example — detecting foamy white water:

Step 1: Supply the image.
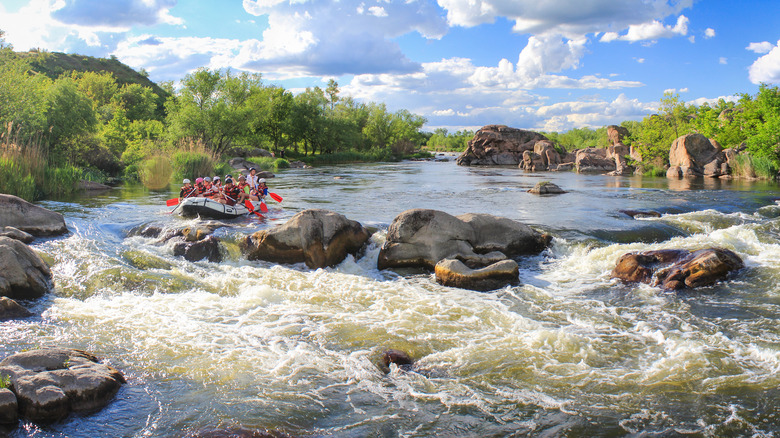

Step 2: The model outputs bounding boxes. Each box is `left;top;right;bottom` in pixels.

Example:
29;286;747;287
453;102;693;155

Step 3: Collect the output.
4;161;780;437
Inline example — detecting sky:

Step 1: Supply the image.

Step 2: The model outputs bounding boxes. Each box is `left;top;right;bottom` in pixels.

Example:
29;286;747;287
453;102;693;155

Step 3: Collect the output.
1;0;779;133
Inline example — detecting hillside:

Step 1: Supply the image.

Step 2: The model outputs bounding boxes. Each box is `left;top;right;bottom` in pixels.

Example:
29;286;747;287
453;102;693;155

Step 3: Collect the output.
17;51;169;103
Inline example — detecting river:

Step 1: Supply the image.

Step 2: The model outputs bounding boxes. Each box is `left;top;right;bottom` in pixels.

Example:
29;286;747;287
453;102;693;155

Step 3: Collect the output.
4;156;780;437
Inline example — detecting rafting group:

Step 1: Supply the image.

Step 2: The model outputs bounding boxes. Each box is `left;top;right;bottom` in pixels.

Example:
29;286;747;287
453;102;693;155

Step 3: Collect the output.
169;167;282;219
179;167;268;207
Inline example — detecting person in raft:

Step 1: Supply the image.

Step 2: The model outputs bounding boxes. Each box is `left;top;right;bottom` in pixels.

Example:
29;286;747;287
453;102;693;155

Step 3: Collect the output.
179;179;196;200
194;177;205;196
247;167;258;191
218;178;242;206
236;174;251;203
253;178;269;202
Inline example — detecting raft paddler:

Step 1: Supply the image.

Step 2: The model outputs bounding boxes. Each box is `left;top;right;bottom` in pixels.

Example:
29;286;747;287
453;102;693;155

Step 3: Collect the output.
179;179;196;200
217;178;242;206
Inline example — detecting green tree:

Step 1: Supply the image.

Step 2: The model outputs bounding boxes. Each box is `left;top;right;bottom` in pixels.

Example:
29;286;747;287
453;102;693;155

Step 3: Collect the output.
249;85;293;150
46;77;97;155
113;83;158;121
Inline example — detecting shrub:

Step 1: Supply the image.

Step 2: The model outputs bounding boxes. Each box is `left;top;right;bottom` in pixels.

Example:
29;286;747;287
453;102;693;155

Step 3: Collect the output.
732;154;779;179
274;158;290;169
139;155;173;189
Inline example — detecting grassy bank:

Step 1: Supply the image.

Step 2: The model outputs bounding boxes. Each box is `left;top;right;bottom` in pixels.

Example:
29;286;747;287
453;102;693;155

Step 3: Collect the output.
0;139;81;201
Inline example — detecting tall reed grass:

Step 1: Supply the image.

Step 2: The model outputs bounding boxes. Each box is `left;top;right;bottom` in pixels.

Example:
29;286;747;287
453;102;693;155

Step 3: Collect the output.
1;122;80;200
138;155;173;190
731;154;778;179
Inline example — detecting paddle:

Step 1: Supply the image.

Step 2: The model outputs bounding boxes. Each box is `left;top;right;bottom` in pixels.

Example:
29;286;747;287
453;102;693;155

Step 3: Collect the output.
166;187;197;206
259;201;269;213
269;192;283;202
244;200;264;218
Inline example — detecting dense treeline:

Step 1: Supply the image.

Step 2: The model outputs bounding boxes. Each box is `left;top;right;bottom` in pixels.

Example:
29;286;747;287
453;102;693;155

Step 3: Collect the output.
0;30;430;199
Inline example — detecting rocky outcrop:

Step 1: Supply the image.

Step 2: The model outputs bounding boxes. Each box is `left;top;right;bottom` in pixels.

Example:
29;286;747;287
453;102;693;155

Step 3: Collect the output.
611;248;743;290
173;235;222;263
0;348;125;423
607;125;630;146
0;297;33;321
377;209;550;272
242;209;370;269
0;195;68;237
519;140;564;171
667;134;725;178
378;349;415;373
575;148;617;173
435;258;519;291
0;237;52;300
528;181;565;195
0;227;34;244
457;125;548;166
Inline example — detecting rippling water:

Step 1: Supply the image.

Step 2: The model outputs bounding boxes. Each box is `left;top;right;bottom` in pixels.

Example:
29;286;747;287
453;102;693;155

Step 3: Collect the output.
4;157;780;437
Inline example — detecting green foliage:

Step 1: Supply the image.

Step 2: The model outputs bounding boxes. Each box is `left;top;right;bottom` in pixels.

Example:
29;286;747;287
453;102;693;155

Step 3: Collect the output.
426;129;473;151
731;154;779;179
545;127;609;150
46;77;98;154
274;158;290;169
0;374;10;389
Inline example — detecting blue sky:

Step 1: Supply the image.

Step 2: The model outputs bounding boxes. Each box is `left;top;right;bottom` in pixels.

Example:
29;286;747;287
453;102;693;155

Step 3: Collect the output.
1;0;779;133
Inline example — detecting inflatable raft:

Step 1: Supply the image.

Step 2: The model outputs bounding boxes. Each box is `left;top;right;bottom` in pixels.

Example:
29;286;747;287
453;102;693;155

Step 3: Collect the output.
173;197;249;219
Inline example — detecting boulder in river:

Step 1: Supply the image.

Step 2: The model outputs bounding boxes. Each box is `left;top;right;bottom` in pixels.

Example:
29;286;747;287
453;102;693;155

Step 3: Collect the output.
668;134;724;177
611;248;744;290
0;297;33;321
0;227;34;244
575;148;617;173
173;235;222;262
0;237;52;300
457;125;548;166
0;388;17;425
435;258;519;291
0;348;125;423
378;349;415;373
528;181;566;195
377;209;550;271
0;194;68;237
242;209;370;269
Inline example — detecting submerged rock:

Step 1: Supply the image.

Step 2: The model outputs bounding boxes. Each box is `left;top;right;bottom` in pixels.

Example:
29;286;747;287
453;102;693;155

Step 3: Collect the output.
377;209;550;271
619;210;662;219
0;297;33;321
611;248;744;290
122;250;174;270
173;235;222;262
378;349;415;373
528;181;566;195
242;209;370;269
0;348;125;423
0;194;68;237
435;258;519;291
0;237;52;300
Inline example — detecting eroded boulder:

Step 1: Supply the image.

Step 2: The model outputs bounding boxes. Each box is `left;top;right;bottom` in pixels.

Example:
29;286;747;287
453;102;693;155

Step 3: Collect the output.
0;348;125;423
377;209;550;271
668;134;723;177
611;248;743;290
607;125;630;146
575;148;617;173
242;209;370;269
0;195;67;237
435;258;519;291
0;237;52;300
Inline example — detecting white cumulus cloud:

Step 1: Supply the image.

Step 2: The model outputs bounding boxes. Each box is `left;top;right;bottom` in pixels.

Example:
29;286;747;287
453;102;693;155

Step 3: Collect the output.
748;40;780;84
600;15;689;43
704;28;715;38
747;41;774;54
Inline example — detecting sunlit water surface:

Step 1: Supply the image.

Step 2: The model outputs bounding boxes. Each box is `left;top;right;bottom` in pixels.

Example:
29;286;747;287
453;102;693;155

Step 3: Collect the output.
4;157;780;437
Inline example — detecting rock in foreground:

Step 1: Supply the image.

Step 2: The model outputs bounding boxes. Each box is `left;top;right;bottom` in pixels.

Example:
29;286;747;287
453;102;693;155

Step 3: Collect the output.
378;209;550;271
611;248;743;290
0;297;33;321
242;209;370;269
435;258;519;291
0;237;52;300
0;194;68;237
0;348;125;423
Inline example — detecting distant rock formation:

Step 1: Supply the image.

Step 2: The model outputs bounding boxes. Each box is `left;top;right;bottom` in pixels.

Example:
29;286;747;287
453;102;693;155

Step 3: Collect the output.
456;125;548;166
607;125;629;146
